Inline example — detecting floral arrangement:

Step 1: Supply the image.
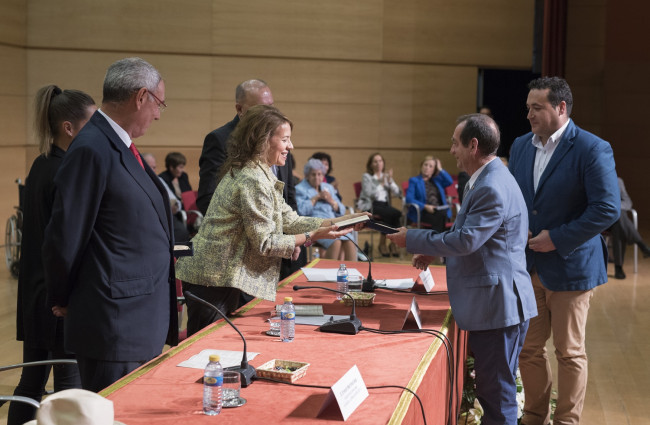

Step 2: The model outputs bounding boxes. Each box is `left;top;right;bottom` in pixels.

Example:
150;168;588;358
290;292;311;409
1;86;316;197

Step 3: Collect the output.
458;356;525;424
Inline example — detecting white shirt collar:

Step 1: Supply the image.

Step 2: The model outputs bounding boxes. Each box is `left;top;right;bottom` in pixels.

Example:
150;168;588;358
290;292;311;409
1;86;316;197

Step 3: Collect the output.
98;109;132;148
467;157;498;191
531;118;571;149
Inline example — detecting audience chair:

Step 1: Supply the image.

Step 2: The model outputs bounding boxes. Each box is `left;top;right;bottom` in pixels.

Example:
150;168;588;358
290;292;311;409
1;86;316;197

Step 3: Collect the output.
180;190;204;235
0;359;79;410
401;179;461;230
352;182;376;260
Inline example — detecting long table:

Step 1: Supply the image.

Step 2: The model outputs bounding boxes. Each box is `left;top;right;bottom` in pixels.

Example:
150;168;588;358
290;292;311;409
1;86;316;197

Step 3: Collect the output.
102;259;467;424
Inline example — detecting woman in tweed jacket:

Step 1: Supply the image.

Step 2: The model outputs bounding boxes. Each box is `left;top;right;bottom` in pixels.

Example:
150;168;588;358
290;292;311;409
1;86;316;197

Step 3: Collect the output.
176;105;366;336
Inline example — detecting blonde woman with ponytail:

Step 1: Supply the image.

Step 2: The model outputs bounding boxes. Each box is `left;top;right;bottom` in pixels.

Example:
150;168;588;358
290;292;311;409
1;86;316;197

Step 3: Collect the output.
8;85;95;425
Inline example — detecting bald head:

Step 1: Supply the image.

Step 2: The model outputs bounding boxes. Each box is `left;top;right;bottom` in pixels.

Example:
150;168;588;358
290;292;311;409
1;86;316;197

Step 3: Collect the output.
235;79;274;118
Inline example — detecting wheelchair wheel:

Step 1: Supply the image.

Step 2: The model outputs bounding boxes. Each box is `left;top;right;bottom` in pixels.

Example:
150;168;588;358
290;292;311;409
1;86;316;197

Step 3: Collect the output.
5;215;21;278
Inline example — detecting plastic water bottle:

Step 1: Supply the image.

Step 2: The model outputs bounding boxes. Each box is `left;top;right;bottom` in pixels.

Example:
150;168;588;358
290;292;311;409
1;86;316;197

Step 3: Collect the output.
336;264;349;300
203;354;223;415
280;296;295;342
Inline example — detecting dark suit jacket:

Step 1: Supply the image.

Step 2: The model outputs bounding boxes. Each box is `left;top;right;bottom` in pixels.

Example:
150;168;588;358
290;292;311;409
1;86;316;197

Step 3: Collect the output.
196;115;297;214
43;111;178;362
17;145;65;349
509;119;620;291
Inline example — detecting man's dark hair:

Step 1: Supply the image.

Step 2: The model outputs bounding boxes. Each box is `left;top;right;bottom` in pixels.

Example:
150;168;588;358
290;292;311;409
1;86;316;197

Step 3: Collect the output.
164;152;187;170
528;76;573;116
456;113;500;157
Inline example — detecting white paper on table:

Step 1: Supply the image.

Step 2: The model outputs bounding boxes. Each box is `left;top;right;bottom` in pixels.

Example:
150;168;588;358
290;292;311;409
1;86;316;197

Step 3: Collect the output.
177;349;260;370
301;268;364;282
295;315;350;326
374;278;415;290
418;268;435;292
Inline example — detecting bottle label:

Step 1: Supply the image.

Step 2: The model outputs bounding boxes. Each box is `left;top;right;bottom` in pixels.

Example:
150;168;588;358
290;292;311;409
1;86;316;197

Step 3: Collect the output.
204;375;223;386
281;312;295;320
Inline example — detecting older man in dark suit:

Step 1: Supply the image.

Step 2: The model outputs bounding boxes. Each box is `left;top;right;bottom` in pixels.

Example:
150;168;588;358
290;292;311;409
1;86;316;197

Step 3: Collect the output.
43;57;177;392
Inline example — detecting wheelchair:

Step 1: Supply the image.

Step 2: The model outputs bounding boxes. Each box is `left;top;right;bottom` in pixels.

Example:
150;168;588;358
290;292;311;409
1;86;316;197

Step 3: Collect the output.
5;178;23;278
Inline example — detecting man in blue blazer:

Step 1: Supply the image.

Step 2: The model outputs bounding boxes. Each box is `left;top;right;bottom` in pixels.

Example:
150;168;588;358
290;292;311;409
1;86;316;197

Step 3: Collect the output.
43;58;178;392
389;113;537;425
509;77;619;425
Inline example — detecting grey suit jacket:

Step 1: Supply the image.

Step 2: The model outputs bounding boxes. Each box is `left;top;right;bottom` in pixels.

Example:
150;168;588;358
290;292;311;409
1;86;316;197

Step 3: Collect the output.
407;159;536;331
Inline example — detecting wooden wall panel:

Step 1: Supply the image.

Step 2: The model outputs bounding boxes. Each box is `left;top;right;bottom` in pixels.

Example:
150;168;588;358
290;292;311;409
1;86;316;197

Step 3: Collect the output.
0;147;27;224
383;0;535;67
379;64;477;150
26;0;212;53
0;0;26;45
0;46;27;151
212;0;383;60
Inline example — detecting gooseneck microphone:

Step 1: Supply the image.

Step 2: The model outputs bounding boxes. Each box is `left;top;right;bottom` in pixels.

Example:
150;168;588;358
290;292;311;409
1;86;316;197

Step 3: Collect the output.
344;235;375;292
183;291;256;387
292;285;361;335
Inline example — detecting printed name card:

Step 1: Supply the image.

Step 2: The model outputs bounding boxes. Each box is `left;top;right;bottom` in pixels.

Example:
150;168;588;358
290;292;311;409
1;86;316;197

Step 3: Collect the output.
402;297;423;330
418;268;435;292
317;365;369;421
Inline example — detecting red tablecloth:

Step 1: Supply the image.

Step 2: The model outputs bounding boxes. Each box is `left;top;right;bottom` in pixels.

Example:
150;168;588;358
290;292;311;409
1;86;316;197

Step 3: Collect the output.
103;259;467;424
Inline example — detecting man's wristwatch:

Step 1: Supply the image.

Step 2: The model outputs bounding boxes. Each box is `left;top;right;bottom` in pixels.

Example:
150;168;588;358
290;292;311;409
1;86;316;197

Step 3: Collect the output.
304;232;313;247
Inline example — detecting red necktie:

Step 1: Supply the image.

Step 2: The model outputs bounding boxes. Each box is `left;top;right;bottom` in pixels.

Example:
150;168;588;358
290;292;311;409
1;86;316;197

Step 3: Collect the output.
129;143;144;169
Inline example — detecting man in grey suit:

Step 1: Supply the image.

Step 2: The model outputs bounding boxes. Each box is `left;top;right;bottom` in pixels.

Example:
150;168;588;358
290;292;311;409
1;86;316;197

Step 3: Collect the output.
388;113;536;425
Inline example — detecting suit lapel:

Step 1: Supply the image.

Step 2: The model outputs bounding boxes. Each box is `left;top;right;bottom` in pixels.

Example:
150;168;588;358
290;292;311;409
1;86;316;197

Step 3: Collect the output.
534;120;576;197
93;113;172;240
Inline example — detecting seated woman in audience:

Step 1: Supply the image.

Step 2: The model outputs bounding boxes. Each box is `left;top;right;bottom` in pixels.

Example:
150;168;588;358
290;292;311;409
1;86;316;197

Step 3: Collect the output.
9;85;96;425
311;151;341;199
158;151;192;204
175;105;367;336
296;159;356;260
405;155;453;233
357;152;402;257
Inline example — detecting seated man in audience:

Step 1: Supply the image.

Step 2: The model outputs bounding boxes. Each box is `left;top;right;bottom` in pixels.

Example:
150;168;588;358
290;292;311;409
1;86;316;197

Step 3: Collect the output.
610;176;650;279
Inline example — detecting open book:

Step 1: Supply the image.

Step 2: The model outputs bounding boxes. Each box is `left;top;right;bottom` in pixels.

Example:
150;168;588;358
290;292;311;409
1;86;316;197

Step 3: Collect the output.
335;215;399;234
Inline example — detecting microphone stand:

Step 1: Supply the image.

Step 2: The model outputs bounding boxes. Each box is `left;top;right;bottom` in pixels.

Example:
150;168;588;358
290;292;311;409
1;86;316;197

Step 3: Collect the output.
344;235;375;292
184;291;256;387
293;285;361;335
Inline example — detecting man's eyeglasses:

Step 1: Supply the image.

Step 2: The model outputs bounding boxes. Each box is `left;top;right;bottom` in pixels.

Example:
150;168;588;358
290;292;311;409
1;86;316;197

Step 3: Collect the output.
148;90;167;112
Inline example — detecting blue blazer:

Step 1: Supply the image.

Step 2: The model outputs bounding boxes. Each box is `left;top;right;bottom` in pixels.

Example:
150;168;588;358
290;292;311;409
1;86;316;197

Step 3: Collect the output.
405;170;453;222
43;111;178;362
407;160;537;331
509;119;620;291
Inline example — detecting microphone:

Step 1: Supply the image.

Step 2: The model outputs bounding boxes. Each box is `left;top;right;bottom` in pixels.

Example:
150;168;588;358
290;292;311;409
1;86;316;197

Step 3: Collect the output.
183;291;256;387
292;285;361;335
344;235;375;292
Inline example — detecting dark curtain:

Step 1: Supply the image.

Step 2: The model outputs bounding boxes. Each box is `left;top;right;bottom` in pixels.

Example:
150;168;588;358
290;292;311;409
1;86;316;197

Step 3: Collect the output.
542;0;568;77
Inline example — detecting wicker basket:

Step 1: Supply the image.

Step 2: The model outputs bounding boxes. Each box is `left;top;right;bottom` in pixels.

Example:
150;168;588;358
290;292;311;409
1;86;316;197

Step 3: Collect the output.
341;291;376;307
255;359;310;383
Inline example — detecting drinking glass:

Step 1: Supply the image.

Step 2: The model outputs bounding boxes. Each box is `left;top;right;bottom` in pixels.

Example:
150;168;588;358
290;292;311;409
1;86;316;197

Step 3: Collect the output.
222;371;241;407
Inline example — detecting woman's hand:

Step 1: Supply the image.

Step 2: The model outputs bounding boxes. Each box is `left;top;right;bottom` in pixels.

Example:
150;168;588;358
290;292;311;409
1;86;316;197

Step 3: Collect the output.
320;190;337;209
291;246;301;261
424;204;435;214
312;223;353;240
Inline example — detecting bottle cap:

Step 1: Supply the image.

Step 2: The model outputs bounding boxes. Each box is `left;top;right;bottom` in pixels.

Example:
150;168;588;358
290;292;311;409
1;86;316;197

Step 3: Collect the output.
209;354;220;362
284;296;293;302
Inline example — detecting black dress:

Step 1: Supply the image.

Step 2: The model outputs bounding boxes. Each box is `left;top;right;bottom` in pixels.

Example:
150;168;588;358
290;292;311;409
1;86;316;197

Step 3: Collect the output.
9;145;81;425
